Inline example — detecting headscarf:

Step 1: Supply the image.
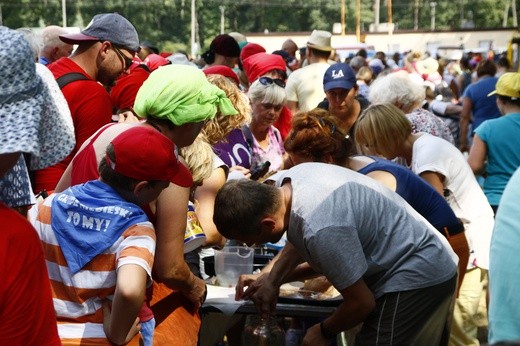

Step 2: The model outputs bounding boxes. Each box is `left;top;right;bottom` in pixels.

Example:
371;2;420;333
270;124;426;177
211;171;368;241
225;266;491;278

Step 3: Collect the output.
134;64;237;126
243;53;287;83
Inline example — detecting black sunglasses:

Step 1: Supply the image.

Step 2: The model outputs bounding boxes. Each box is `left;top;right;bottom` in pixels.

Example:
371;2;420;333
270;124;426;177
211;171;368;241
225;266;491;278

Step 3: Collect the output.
258;76;285;88
112;45;133;71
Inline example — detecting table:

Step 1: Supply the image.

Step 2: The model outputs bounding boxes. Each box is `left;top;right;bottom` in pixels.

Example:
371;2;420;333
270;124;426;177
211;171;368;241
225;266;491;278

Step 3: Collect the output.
202;284;340;318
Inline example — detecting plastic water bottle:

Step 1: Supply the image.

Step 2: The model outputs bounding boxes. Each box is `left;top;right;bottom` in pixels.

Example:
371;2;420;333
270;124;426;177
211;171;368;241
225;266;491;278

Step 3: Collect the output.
242;315;285;346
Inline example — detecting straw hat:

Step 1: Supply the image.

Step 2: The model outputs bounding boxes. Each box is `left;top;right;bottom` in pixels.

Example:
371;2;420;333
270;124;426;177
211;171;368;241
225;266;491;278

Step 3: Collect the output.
306;30;333;52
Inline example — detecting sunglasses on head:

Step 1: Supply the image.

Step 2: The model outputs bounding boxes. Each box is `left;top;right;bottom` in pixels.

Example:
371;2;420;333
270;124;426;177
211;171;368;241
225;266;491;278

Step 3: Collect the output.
258;76;285;88
311;115;336;135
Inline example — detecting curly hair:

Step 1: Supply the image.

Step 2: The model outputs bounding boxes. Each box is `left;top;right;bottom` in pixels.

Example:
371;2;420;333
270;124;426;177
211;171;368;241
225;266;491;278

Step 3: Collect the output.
284;109;352;165
202;74;251;145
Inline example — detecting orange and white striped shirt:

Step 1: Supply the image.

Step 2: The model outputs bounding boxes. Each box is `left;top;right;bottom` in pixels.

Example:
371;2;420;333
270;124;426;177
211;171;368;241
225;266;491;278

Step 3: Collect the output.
33;194;156;345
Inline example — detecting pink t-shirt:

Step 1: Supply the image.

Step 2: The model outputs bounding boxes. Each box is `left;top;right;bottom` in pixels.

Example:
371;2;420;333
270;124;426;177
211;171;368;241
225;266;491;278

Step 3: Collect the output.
250;125;285;172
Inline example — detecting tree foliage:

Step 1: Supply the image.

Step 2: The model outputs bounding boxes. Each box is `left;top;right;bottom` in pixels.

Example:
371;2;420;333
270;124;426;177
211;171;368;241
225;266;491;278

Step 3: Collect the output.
0;0;514;53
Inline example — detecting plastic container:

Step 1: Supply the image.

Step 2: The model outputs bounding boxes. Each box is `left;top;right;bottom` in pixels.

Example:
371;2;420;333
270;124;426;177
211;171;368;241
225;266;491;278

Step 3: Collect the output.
214;246;254;287
242;315;286;346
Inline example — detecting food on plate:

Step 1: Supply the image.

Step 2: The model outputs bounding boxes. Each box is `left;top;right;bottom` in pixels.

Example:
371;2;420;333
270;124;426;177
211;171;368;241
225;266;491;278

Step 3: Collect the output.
279;277;340;301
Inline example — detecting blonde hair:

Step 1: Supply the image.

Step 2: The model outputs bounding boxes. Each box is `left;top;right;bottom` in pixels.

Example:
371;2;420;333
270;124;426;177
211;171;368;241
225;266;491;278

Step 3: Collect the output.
356;66;373;84
354;103;412;158
285;109;351;165
247;78;287;106
180;135;214;184
203;74;251;144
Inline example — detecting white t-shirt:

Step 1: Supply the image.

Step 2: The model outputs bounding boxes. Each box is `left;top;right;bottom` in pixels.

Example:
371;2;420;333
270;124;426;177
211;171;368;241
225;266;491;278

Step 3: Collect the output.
411;133;494;269
285;62;330;112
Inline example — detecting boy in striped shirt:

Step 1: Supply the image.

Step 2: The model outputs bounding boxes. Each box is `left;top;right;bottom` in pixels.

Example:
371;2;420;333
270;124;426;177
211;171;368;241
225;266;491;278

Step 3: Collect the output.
33;126;192;345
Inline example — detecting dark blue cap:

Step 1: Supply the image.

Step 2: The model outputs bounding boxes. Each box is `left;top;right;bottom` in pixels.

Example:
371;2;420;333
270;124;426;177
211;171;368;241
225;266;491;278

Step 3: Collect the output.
323;62;357;91
59;13;140;52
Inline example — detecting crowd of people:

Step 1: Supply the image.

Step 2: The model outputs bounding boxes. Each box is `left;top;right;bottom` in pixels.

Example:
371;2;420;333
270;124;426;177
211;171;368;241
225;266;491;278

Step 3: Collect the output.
1;11;520;346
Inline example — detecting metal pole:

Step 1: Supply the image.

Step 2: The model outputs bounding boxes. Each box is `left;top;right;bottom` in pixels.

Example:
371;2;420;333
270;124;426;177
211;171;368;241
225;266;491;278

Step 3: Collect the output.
430;2;437;31
62;0;67;27
503;0;510;27
341;0;346;35
220;6;225;34
374;0;380;32
513;0;518;27
414;0;419;30
388;0;393;25
356;0;361;40
460;0;465;27
191;0;196;56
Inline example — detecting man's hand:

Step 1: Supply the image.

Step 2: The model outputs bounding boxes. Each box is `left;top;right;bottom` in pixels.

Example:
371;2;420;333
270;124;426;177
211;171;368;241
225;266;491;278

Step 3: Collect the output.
301;323;332;346
235;272;262;300
238;273;279;319
182;276;207;309
229;165;251;179
102;300;141;345
113;110;141;123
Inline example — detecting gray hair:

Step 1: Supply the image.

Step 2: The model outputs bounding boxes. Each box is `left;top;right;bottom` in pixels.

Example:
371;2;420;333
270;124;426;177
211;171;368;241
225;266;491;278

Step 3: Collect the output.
349;56;366;72
41;25;69;52
16;28;41;61
368;70;424;108
247;78;287;105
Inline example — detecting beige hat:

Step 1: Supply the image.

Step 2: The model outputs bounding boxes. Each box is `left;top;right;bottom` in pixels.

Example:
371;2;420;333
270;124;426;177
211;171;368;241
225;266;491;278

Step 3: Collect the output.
306;30;332;52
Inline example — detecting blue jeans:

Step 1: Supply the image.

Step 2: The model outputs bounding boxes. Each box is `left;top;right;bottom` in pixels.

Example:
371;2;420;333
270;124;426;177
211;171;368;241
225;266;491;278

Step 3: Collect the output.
140;318;155;346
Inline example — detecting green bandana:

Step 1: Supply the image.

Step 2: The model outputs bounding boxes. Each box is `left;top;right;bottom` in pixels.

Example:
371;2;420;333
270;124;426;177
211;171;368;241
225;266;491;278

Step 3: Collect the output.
134;64;237;126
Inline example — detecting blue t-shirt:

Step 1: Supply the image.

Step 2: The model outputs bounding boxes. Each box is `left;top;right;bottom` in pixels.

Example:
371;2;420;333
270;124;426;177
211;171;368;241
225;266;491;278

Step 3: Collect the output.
489;167;520;343
357;156;460;231
463;76;501;131
474;113;520;206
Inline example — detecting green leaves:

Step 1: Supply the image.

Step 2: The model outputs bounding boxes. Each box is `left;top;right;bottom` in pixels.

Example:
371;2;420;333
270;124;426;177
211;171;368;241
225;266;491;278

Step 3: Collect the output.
1;0;513;55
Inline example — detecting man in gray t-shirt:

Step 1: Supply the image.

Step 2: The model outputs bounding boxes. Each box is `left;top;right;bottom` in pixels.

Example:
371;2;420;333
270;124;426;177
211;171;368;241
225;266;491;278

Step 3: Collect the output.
214;162;458;345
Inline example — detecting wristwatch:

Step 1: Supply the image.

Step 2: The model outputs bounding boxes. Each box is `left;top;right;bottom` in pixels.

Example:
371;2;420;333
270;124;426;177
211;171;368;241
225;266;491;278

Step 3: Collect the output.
320;321;337;339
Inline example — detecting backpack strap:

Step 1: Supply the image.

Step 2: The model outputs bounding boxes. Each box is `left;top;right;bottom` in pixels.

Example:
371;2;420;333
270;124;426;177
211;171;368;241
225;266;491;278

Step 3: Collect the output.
242;124;255;153
56;72;90;89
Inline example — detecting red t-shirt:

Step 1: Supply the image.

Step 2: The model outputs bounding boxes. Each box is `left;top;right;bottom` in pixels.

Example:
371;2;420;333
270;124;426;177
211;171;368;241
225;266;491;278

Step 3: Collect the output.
32;57;113;193
0;203;61;345
110;65;150;112
273;105;292;141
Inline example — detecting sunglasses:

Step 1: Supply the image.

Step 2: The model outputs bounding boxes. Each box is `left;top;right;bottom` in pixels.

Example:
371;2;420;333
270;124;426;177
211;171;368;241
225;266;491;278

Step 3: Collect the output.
258;76;286;88
112;45;134;71
312;116;336;135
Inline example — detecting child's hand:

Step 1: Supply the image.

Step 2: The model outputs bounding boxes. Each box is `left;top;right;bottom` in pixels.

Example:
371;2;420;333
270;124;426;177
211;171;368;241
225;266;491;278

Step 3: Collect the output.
102;300;141;345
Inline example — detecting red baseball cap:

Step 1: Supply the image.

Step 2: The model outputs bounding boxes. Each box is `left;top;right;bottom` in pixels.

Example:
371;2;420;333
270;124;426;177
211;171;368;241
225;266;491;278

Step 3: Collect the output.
107;126;193;187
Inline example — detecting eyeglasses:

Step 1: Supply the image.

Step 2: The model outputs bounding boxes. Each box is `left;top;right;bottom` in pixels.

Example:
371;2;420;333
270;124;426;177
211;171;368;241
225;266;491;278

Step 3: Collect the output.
258;76;286;88
112;45;134;71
